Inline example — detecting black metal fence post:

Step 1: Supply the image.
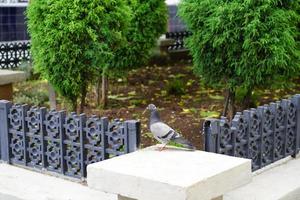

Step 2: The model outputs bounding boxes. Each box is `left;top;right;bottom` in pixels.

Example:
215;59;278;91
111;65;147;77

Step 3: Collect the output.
125;120;141;153
39;107;47;168
102;117;109;160
22;104;29;166
0;100;12;162
203;119;219;153
292;95;300;156
79;113;86;178
59;110;66;175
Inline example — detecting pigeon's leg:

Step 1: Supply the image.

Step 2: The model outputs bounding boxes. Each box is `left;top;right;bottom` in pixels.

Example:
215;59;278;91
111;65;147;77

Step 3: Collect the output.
159;143;168;151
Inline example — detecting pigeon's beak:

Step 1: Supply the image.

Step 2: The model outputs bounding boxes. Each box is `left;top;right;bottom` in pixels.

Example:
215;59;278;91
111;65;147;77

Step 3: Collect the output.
142;108;147;115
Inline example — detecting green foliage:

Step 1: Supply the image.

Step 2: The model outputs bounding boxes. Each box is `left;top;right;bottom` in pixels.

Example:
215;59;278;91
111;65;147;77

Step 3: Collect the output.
14;93;49;107
16;61;40;80
14;81;49;106
111;0;168;71
199;110;220;119
179;0;300;96
27;0;130;107
166;78;186;96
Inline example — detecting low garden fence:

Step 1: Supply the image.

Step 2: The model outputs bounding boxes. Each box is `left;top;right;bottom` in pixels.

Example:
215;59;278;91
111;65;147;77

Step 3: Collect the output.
203;94;300;171
0;100;140;179
0;41;31;69
166;31;192;51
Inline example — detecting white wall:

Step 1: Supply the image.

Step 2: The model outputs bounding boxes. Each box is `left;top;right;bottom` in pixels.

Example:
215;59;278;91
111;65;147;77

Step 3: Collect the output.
166;0;181;5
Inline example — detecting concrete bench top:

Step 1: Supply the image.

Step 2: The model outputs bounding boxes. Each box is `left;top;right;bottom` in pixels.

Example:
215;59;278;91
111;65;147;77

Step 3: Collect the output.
0;70;27;85
87;145;252;200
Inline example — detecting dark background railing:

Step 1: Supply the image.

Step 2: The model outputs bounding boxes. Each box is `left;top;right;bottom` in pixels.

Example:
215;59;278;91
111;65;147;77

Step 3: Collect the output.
0;41;30;69
166;31;192;51
203;94;300;171
0;100;140;179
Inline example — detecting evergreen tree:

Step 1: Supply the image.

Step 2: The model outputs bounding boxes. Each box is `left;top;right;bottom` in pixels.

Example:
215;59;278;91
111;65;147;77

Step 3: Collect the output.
27;0;130;111
179;0;300;116
113;0;168;69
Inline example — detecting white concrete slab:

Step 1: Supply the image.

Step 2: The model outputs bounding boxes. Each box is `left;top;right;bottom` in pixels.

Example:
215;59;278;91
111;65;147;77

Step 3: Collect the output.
0;193;22;200
0;163;118;200
224;155;300;200
87;145;252;200
0;70;26;85
0;193;23;200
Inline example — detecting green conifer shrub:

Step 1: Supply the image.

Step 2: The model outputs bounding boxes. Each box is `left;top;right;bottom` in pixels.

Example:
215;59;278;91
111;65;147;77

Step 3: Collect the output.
112;0;168;69
179;0;300;116
27;0;130;111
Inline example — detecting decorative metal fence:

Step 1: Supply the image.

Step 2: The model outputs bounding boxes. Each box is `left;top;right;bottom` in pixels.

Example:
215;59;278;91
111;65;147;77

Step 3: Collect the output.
0;0;29;6
0;41;30;69
203;94;300;171
166;31;192;51
0;100;140;179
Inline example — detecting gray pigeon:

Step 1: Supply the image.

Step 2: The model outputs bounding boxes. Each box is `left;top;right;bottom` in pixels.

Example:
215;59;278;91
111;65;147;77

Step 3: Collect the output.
144;104;196;151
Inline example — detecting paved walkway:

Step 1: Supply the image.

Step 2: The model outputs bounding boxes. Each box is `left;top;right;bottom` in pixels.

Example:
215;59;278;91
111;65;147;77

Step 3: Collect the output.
0;164;117;200
224;155;300;200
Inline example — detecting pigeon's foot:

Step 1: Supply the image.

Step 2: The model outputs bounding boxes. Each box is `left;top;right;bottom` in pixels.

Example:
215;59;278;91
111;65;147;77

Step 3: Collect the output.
157;144;168;151
158;146;166;151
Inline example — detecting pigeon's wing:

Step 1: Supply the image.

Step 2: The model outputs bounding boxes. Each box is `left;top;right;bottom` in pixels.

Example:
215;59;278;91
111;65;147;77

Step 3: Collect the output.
170;133;196;150
150;122;176;141
150;122;196;150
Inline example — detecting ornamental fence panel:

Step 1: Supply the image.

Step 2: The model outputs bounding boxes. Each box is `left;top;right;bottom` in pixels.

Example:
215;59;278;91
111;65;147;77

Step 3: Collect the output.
0;41;31;69
0;100;140;179
203;94;300;171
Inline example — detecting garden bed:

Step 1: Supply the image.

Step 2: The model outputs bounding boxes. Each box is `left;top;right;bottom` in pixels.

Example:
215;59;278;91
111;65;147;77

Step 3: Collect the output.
13;63;300;149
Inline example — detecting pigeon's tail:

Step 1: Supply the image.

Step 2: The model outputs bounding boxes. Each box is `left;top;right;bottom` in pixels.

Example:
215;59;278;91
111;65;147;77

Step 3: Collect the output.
172;136;196;150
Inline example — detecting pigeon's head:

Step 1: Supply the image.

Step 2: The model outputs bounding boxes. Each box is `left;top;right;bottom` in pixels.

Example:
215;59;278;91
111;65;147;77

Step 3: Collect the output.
142;104;157;114
146;104;157;111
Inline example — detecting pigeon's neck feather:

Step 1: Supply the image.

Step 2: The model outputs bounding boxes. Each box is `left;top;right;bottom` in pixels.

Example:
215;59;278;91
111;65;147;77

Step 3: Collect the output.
150;110;161;125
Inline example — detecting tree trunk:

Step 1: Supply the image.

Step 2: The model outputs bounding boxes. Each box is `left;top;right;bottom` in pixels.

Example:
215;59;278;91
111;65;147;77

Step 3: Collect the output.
101;72;108;108
71;97;77;112
229;91;236;120
96;77;101;106
222;89;236;119
241;89;253;109
80;83;87;113
222;89;230;117
48;83;57;110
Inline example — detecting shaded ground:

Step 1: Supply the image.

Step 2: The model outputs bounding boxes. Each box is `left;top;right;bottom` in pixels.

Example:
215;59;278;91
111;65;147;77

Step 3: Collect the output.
14;63;300;150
